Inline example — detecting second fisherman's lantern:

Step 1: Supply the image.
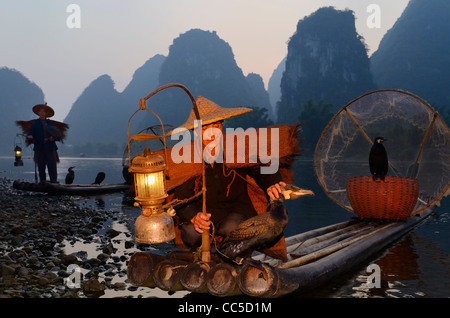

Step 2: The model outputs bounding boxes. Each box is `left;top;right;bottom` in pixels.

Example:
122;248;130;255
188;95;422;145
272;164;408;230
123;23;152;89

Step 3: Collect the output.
14;145;23;167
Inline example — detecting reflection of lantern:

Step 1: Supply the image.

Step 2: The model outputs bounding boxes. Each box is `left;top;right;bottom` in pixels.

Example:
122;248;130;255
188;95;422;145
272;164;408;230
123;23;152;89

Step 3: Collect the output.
129;147;175;244
14;145;23;166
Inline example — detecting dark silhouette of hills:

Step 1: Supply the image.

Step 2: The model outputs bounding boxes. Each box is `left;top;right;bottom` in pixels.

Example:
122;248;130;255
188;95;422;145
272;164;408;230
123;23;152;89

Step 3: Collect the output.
122;54;166;106
141;29;269;130
371;0;450;108
4;3;448;157
64;30;274;156
245;72;273;119
0;67;45;155
268;57;286;121
159;29;257;107
277;7;376;124
63;54;165;155
63;74;124;149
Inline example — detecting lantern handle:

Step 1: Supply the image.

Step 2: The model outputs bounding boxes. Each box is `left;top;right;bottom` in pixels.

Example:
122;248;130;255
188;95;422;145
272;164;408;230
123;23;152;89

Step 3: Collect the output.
141;83;200;119
126;83;201;167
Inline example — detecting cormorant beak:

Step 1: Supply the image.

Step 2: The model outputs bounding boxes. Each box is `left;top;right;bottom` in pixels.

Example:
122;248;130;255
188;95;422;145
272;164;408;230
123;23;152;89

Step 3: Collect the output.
282;188;315;200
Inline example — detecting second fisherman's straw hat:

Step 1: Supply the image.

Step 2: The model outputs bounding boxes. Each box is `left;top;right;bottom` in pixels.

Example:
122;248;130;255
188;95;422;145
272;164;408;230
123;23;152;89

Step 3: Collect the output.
172;96;252;133
32;103;55;118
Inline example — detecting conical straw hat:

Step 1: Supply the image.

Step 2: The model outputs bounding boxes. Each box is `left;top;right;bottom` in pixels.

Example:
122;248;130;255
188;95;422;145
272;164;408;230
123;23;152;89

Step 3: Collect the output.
172;96;252;133
32;103;55;118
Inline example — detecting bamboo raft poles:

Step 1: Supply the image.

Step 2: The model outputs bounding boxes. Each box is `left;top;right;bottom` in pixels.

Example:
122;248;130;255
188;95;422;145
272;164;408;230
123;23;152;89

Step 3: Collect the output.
126;208;434;297
238;208;434;297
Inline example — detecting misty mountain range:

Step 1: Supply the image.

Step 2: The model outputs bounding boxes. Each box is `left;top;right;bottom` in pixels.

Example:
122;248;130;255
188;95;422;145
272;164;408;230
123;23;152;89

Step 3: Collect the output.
1;0;449;156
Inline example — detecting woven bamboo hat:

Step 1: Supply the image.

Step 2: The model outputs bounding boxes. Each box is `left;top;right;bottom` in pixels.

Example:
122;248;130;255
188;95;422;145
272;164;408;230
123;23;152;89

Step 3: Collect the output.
33;103;55;118
173;96;252;132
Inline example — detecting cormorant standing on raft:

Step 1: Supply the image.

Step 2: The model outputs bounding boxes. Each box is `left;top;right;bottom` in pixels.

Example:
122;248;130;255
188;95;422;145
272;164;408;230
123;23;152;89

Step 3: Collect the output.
65;167;75;184
92;172;106;185
122;165;133;185
369;137;388;181
219;184;314;263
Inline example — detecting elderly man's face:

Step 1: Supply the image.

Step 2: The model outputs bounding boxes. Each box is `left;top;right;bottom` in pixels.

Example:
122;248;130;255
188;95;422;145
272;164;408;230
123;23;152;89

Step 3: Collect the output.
201;121;223;148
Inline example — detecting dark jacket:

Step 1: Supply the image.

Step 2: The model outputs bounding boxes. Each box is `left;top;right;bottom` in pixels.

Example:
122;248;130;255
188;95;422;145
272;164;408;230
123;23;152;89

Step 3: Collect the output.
174;162;282;225
27;119;59;151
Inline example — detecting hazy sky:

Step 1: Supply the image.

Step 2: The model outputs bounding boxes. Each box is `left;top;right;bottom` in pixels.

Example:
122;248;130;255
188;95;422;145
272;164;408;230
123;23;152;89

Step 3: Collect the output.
1;0;409;121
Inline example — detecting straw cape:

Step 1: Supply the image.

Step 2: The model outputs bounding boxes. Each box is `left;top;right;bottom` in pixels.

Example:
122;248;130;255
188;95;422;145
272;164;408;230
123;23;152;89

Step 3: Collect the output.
16;120;69;147
16;103;69;146
158;96;302;261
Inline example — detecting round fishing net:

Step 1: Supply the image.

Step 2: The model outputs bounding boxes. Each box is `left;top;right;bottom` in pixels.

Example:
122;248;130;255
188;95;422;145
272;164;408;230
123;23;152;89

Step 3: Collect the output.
313;89;450;215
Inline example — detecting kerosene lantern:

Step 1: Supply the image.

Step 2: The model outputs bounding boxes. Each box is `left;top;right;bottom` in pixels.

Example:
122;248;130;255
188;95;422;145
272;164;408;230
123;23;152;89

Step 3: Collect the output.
129;147;175;244
14;145;23;166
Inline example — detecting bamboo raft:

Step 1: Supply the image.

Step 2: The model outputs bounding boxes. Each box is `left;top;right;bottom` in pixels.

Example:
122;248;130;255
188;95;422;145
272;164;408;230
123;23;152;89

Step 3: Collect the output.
12;180;131;195
127;208;434;297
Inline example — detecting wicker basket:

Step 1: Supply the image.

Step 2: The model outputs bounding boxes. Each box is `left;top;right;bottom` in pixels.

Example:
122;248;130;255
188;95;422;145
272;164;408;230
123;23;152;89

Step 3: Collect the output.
346;176;419;220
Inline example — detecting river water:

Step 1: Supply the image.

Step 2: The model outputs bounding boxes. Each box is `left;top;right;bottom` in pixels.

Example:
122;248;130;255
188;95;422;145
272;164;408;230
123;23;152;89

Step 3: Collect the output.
0;155;448;298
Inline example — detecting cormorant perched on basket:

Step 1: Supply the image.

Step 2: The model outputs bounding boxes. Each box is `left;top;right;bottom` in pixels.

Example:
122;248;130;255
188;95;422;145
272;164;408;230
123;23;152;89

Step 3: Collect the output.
92;172;106;185
65;167;75;185
219;184;314;263
369;137;388;181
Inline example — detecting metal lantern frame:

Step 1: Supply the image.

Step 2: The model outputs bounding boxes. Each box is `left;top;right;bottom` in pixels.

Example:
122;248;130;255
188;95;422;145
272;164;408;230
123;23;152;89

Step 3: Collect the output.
14;133;24;167
128;147;168;211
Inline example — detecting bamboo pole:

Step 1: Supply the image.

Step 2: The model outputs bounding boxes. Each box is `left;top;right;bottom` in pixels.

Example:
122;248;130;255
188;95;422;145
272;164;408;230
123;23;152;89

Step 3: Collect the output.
180;262;211;293
288;225;373;257
238;262;278;298
287;222;371;254
251;220;359;262
284;220;357;246
207;263;242;297
126;252;166;287
201;150;211;262
152;258;189;291
277;223;396;269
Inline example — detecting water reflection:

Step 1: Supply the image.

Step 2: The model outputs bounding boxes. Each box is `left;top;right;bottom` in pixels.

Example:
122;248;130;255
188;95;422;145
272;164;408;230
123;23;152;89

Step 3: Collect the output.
321;218;449;298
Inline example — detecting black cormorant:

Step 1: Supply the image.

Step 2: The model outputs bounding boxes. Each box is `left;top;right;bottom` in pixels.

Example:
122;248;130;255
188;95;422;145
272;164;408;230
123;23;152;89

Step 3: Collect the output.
369;137;388;181
122;165;133;184
92;172;106;185
219;184;314;262
65;167;75;184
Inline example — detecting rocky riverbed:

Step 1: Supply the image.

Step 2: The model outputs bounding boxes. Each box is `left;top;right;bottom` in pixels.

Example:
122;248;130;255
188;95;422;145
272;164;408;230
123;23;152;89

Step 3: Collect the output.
0;177;165;298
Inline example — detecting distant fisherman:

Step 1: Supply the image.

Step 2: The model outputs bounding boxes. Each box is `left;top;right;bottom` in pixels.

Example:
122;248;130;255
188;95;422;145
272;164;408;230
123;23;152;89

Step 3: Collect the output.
26;104;62;183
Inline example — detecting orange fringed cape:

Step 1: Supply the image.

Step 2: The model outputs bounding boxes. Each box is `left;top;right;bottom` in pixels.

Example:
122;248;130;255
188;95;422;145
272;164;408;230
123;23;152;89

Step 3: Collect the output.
157;124;302;262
